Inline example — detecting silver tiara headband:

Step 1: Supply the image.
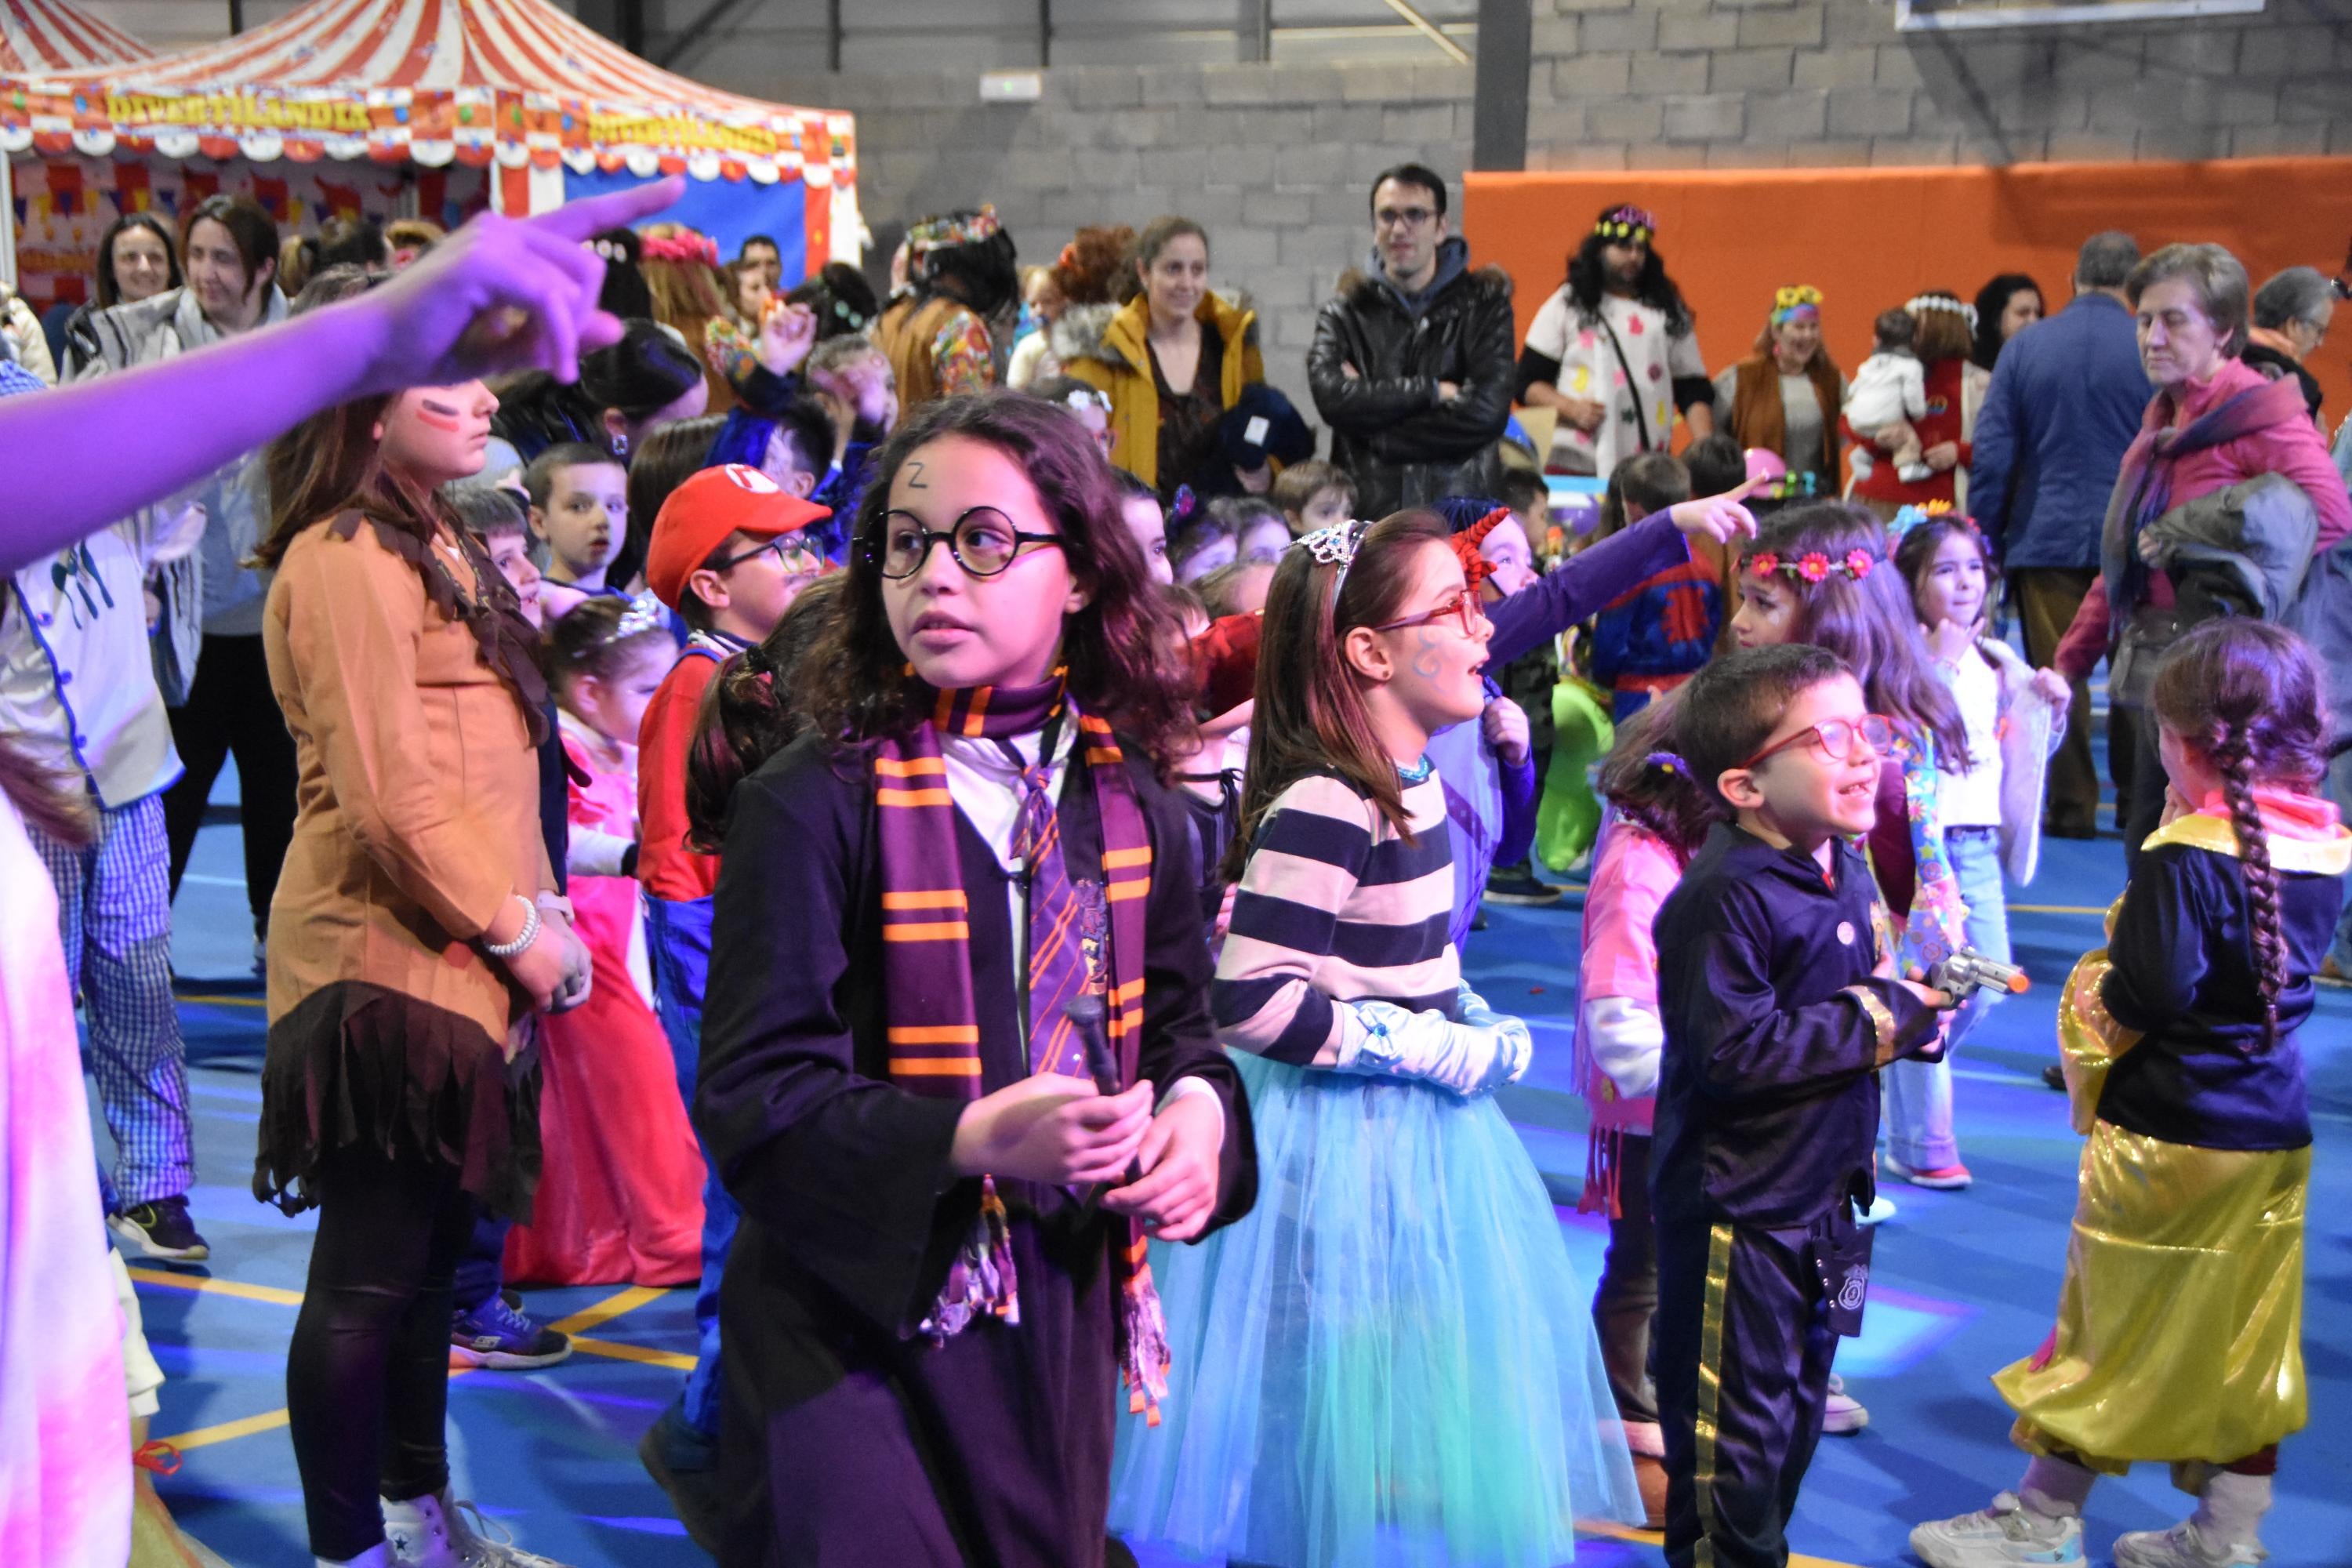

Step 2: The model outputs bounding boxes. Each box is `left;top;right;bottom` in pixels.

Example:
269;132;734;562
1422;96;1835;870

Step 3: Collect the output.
611;590;670;643
1292;518;1371;604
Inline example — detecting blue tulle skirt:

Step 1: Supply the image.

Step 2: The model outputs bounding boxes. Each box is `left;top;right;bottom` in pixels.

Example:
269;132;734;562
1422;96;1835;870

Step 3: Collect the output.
1111;1051;1643;1567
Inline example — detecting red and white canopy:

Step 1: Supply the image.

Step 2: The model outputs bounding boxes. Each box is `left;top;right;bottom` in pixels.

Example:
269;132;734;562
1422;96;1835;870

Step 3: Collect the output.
0;0;150;74
0;0;855;198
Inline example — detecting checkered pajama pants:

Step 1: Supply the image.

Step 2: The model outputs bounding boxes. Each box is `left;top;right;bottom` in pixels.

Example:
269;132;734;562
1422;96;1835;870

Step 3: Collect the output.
31;792;195;1207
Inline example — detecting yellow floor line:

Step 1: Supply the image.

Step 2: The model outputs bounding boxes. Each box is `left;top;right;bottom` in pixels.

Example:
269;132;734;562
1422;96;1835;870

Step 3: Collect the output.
162;1406;293;1452
175;993;267;1007
128;1268;303;1307
546;1284;666;1336
2008;903;2108;916
569;1334;697;1371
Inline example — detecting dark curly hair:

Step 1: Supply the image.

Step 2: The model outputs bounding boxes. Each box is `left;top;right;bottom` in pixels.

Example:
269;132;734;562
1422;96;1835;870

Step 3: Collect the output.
798;391;1200;771
1970;273;2042;371
1565;203;1692;335
1049;224;1134;307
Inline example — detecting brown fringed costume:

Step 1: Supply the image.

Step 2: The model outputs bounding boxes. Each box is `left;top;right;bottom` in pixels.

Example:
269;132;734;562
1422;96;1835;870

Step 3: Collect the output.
255;510;554;1218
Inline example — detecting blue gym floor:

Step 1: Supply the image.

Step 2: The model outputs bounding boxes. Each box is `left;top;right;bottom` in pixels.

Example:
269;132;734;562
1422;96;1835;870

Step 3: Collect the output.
129;746;2352;1567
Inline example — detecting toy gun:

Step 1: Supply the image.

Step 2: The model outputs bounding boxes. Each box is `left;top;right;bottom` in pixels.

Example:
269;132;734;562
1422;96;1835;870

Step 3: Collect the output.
1926;949;2030;1002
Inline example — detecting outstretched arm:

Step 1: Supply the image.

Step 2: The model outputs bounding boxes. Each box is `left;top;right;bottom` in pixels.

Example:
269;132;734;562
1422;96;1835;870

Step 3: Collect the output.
0;178;683;575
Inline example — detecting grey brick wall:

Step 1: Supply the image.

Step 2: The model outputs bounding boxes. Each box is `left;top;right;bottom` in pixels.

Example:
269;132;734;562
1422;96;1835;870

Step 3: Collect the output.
1523;0;2351;172
718;61;1479;416
673;2;2344;401
89;0;2344;408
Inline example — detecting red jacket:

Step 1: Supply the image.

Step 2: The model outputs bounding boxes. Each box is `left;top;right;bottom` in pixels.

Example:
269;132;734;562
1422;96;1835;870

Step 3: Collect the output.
2055;359;2352;681
1844;354;1971;507
637;648;724;902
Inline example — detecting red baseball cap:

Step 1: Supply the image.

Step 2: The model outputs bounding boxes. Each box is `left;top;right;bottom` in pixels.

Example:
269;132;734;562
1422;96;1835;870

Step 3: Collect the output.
645;464;833;611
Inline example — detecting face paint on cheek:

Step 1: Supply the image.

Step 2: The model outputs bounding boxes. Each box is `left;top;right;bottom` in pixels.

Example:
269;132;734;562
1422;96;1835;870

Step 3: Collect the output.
1411;626;1445;681
414;398;466;434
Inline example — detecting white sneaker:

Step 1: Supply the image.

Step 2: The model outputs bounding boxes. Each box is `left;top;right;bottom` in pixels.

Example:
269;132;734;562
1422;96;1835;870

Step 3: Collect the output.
2113;1522;2267;1567
383;1491;575;1568
1857;1192;1898;1225
1822;1372;1869;1435
1909;1492;2085;1566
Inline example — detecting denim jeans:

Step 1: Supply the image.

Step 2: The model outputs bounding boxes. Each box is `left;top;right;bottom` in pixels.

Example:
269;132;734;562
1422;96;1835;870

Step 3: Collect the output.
645;892;735;1441
1882;826;2010;1171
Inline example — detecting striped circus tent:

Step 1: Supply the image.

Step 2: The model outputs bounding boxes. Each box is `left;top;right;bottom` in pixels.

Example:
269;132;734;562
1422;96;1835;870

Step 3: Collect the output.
0;0;857;238
0;0;151;74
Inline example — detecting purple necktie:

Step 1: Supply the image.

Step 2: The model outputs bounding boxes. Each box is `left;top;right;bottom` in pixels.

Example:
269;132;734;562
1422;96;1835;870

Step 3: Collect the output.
1007;745;1106;1079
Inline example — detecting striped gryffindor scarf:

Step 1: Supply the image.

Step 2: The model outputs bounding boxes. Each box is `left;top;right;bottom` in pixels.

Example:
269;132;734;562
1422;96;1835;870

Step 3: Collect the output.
874;670;1172;1422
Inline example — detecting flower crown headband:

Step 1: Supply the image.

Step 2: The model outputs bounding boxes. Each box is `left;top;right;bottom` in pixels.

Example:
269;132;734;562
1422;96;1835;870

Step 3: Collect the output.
1886;499;1981;548
1772;284;1822;324
910;204;1002;255
1906;292;1976;329
1748;544;1880;586
1594;205;1656;245
641;230;719;267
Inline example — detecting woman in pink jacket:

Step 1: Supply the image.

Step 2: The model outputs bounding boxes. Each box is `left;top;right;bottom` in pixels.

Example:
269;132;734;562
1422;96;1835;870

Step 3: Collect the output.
2055;243;2351;866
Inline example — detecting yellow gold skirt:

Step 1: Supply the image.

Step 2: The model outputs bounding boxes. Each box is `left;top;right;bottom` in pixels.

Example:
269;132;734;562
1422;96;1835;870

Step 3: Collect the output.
1999;939;2310;1473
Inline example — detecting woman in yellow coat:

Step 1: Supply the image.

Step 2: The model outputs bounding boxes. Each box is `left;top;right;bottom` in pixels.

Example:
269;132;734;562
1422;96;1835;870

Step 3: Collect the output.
1066;216;1264;501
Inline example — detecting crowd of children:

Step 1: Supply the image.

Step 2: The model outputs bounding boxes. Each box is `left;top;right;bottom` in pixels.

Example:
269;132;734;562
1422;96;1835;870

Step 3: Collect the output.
19;206;2340;1568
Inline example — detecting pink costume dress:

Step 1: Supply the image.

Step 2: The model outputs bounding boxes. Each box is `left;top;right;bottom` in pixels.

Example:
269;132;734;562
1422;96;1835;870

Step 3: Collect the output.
0;793;130;1566
503;714;703;1287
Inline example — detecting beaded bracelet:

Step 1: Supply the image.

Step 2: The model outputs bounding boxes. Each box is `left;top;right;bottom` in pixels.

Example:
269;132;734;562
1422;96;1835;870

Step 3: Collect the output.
481;896;542;959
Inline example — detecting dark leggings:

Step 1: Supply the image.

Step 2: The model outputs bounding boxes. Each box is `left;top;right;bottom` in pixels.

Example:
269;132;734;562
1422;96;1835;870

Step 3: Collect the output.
287;1138;477;1559
1593;1131;1659;1426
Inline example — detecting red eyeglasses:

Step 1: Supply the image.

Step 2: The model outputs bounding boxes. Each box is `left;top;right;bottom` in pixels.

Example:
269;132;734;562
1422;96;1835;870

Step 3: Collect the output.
1738;713;1895;771
1372;589;1486;638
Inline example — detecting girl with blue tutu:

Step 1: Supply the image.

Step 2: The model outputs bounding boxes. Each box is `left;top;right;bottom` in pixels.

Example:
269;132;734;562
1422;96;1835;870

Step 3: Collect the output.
1109;510;1647;1567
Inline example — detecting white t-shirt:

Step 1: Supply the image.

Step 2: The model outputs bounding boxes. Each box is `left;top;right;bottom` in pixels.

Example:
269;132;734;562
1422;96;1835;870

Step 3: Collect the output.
1936;648;2003;829
1522;287;1705;479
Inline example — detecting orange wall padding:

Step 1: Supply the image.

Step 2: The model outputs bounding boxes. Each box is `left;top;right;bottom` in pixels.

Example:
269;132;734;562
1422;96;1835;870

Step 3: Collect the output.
1464;158;2352;440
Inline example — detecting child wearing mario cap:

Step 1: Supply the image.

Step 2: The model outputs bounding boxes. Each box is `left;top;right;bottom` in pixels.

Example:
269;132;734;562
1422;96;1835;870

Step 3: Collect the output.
635;462;828;1541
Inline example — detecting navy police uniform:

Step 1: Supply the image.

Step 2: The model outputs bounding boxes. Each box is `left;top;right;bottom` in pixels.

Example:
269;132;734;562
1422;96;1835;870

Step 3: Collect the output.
1650;824;1942;1568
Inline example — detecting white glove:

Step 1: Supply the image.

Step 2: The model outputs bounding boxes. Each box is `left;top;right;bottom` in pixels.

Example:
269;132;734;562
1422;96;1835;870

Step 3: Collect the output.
1454;984;1534;1090
1338;989;1530;1099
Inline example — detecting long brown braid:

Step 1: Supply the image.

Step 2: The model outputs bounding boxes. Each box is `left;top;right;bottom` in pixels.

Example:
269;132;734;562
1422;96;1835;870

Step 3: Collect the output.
2211;735;2288;1049
2151;620;2331;1054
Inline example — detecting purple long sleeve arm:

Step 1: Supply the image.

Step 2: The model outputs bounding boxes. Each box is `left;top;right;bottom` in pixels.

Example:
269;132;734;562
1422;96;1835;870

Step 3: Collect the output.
1486;513;1691;667
1495;742;1540;870
0;179;683;576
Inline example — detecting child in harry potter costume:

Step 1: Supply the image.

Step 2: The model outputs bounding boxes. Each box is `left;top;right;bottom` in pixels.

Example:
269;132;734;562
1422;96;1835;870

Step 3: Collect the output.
1650;644;1954;1568
688;391;1257;1567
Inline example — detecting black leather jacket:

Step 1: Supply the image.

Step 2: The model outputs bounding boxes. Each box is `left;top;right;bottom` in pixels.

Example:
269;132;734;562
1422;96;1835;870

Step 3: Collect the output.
1308;243;1515;518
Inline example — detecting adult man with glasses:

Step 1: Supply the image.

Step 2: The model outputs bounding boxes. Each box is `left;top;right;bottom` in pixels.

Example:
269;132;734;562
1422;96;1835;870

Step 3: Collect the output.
1308;163;1516;518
